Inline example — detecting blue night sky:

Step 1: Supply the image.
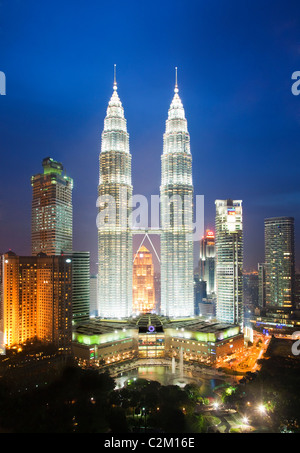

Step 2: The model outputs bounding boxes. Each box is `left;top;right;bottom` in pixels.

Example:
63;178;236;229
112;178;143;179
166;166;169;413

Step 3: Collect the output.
0;0;300;274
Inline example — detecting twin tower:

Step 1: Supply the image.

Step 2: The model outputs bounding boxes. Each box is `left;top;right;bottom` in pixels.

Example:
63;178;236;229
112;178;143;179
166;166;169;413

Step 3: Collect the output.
97;68;194;319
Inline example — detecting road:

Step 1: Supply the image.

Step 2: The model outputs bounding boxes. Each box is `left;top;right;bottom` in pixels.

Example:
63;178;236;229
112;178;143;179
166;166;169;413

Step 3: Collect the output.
216;333;271;374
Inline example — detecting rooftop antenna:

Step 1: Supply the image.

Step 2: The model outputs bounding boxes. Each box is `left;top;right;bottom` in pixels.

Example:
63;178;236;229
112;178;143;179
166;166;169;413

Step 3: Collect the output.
113;64;117;90
175;66;179;93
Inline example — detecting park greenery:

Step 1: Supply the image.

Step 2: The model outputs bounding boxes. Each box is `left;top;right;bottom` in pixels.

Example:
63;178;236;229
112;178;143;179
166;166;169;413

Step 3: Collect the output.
223;338;300;433
0;337;299;433
0;366;214;433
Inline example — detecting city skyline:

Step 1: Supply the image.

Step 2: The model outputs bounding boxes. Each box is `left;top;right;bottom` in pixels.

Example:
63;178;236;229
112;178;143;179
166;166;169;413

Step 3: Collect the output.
1;0;300;276
1;1;300;436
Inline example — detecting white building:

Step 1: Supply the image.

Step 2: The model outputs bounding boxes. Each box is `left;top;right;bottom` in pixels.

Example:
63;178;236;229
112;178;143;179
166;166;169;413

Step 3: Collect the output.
97;69;133;318
160;70;194;317
215;199;244;330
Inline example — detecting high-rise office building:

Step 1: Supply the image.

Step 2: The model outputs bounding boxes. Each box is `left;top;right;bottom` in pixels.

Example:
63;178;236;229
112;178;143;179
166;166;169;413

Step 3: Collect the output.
258;263;266;308
264;217;295;308
243;271;259;311
160;70;194;318
194;275;207;316
133;246;156;314
154;272;161;314
90;275;98;317
31;157;73;256
215;199;244;329
1;251;72;350
199;229;216;295
65;251;90;325
294;273;300;309
97;69;133;318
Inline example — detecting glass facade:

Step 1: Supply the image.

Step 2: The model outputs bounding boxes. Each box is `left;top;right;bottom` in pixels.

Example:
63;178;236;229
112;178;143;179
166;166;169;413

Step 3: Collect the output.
133;246;156;314
199;230;216;295
66;251;90;325
31;157;73;256
72;315;243;366
215;199;244;330
160;75;194;318
98;77;133;318
264;217;295;308
138;334;165;358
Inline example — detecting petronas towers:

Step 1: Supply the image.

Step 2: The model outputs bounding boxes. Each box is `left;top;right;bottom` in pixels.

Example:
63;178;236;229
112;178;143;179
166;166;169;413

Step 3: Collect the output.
160;73;194;317
97;68;194;319
97;71;133;318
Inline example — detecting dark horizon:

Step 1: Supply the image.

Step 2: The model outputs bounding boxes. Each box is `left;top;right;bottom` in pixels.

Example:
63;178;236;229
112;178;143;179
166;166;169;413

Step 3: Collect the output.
1;0;300;274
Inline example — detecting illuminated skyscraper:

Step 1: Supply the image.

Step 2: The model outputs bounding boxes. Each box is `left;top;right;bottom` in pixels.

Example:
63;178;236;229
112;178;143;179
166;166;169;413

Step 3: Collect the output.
31;157;73;256
1;251;72;350
90;275;98;317
133;246;156;314
215;199;243;329
199;229;216;295
97;68;133;318
160;69;194;318
258;263;266;308
66;251;90;325
264;217;295;308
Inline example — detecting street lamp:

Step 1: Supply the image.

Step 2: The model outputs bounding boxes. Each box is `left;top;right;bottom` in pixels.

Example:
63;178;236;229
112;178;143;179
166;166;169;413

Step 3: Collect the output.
257;404;266;415
242;416;249;425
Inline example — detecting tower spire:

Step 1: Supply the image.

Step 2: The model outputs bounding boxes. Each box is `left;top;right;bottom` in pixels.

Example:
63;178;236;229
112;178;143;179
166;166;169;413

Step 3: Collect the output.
113;64;117;91
175;66;179;93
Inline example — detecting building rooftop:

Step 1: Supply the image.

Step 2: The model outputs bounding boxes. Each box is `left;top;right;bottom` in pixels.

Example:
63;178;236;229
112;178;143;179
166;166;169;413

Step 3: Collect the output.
74;318;132;336
42;157;64;175
163;318;240;334
74;314;240;337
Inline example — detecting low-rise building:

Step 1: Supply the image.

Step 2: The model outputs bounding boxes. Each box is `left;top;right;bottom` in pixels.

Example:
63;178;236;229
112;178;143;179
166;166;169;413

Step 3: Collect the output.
72;314;244;367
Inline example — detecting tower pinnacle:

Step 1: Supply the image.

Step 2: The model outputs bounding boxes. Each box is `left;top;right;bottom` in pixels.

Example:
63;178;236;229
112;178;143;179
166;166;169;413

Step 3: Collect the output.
175;67;179;93
113;64;117;91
